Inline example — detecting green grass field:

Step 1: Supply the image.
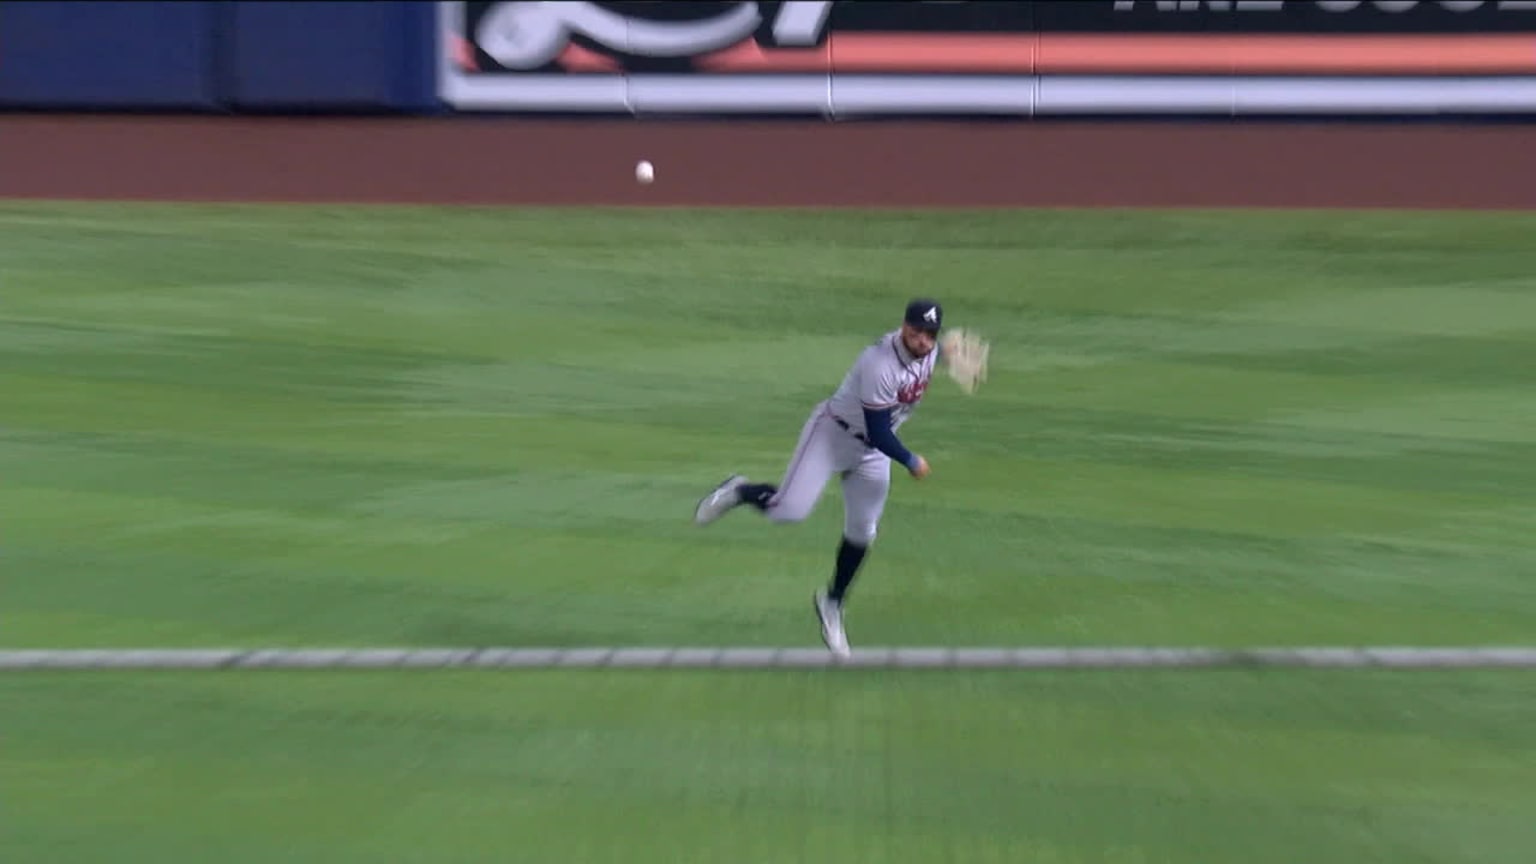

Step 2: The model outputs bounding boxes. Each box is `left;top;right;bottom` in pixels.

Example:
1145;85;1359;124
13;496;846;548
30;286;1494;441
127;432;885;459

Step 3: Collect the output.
3;202;1534;861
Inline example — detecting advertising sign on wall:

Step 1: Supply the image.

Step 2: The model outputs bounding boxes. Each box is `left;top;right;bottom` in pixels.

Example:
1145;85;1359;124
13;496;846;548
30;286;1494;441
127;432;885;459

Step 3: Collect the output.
438;1;1536;116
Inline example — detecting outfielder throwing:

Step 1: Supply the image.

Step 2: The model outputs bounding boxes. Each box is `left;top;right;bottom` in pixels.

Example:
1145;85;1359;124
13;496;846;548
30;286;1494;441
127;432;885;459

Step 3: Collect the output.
693;298;988;657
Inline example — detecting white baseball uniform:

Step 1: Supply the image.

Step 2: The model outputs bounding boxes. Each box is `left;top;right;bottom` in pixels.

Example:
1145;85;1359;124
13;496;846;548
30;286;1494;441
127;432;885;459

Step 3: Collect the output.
763;328;937;544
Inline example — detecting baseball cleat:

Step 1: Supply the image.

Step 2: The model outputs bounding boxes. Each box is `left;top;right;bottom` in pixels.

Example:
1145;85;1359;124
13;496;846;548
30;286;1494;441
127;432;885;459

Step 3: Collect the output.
693;474;746;525
813;590;851;658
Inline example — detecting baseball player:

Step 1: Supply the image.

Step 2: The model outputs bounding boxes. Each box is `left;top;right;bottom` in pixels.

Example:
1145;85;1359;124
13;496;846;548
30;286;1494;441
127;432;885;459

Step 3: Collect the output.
693;298;952;658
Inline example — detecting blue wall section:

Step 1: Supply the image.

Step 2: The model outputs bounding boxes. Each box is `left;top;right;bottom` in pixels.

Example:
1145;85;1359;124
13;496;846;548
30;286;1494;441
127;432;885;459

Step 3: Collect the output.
0;0;438;113
0;1;220;109
223;1;438;112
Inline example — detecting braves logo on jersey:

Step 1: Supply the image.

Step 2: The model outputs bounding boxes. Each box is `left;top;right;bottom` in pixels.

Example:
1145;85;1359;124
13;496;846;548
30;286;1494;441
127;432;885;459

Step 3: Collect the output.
897;376;928;405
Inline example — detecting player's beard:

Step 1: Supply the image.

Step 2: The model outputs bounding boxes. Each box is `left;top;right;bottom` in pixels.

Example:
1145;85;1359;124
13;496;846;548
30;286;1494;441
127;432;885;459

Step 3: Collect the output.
903;332;935;357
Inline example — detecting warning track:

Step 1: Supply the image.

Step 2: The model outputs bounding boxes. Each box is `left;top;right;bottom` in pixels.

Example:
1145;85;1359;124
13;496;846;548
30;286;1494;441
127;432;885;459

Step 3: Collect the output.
3;116;1536;209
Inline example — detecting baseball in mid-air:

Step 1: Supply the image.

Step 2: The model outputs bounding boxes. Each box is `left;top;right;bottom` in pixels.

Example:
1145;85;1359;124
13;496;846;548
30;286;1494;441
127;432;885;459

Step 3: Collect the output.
635;159;655;184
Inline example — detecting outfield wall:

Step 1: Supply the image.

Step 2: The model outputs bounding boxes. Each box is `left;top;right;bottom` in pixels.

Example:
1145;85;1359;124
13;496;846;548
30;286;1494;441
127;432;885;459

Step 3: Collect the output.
3;1;1536;118
0;1;438;113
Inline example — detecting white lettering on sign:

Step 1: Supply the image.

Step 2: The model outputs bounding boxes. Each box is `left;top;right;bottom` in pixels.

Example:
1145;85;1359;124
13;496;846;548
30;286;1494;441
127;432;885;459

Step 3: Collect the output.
474;2;841;69
474;1;835;68
772;0;833;45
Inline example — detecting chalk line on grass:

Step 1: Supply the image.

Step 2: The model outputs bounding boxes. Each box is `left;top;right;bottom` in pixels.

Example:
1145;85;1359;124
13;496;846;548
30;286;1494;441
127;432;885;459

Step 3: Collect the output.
2;647;1534;670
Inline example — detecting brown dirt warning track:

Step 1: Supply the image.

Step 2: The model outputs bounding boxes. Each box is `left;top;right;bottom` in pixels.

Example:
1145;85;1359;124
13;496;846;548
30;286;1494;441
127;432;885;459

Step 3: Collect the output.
1;115;1534;209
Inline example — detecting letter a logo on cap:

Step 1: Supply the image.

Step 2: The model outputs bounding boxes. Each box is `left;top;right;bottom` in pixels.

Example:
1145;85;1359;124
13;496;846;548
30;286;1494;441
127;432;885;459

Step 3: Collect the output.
923;307;938;323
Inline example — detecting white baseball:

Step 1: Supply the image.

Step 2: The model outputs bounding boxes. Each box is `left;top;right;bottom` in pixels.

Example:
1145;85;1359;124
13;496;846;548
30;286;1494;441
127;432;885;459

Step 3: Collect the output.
635;159;655;184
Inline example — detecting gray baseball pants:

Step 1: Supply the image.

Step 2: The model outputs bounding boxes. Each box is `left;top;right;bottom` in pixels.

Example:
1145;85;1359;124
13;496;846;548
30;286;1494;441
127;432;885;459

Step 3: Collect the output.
764;401;891;546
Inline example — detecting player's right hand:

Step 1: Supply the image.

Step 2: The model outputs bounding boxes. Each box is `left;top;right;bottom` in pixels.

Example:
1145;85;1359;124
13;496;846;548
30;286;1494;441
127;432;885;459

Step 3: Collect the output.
908;455;930;479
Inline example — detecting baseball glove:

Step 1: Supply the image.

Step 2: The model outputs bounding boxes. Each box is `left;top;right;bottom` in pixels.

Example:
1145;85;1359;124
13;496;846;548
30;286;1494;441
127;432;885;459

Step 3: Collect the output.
939;327;989;394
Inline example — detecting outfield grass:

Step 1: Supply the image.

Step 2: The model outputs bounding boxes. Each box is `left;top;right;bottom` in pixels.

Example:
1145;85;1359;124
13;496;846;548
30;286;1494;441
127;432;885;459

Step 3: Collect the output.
8;669;1536;863
3;202;1534;862
3;202;1533;649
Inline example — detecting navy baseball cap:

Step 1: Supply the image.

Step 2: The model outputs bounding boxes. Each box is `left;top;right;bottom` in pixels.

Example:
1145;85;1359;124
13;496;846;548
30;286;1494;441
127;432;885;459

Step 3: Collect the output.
904;298;943;333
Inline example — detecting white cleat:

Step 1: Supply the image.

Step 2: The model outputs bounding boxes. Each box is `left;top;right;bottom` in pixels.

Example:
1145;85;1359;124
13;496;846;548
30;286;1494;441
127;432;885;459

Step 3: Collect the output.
693;474;746;525
814;590;851;659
